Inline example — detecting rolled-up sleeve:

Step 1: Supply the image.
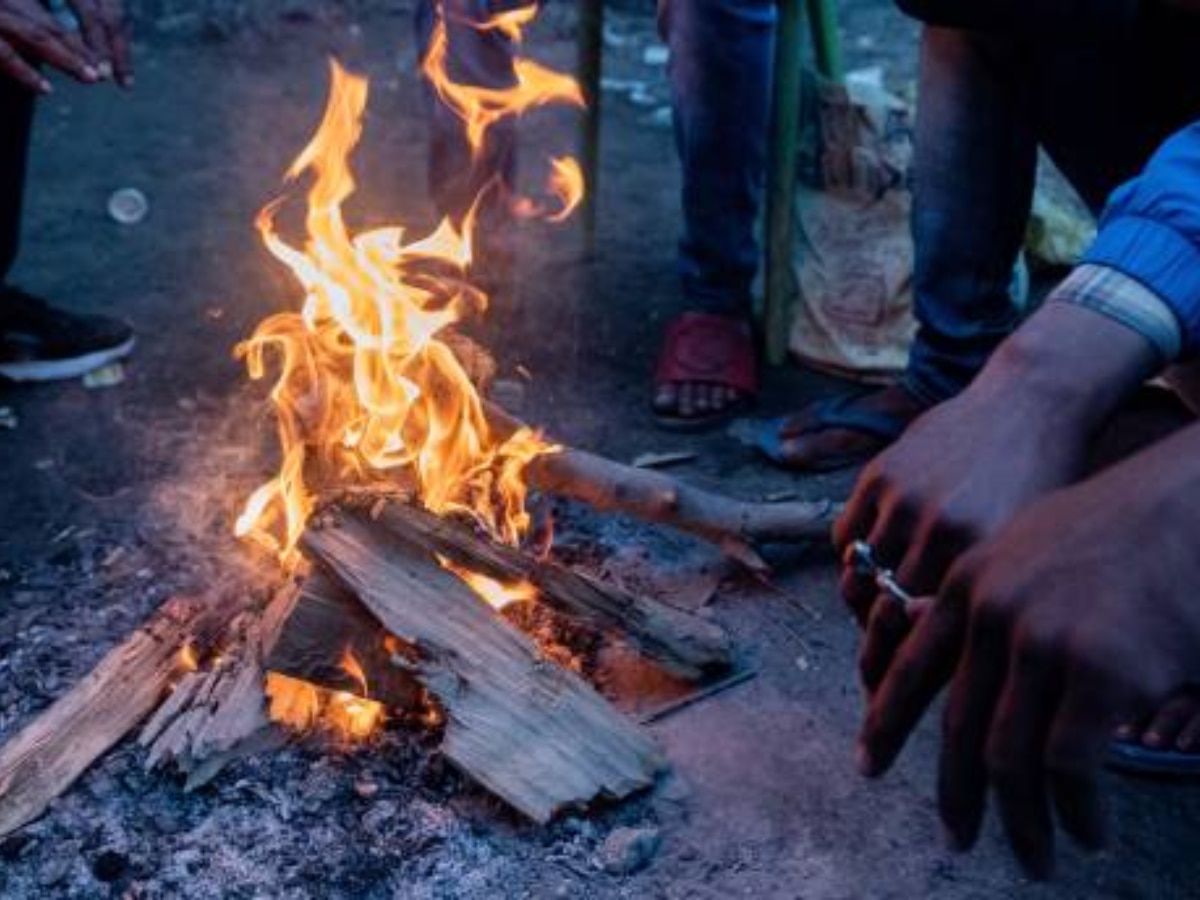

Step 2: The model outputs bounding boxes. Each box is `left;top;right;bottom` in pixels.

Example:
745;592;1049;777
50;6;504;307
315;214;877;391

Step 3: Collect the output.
1085;123;1200;355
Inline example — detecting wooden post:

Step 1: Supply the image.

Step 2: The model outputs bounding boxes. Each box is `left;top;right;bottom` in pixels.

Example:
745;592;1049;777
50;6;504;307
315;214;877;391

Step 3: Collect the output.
577;0;604;255
762;0;806;366
805;0;844;82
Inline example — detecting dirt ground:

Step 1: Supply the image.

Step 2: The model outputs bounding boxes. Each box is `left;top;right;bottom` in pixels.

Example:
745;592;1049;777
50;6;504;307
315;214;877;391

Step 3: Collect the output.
2;2;1200;898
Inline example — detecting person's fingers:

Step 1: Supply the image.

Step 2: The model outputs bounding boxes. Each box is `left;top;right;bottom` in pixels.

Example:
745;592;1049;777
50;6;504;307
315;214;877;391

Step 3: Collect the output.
895;516;974;600
1045;672;1135;854
68;0;109;67
859;592;913;694
1140;692;1198;748
693;383;711;413
0;36;51;92
103;0;133;86
6;8;99;82
865;498;916;573
840;504;916;621
986;635;1063;880
832;465;881;554
839;565;876;627
859;593;967;777
937;591;1011;851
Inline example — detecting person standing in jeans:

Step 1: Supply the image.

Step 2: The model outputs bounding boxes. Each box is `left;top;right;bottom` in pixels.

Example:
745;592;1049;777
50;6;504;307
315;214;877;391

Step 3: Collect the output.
0;0;135;382
416;0;775;430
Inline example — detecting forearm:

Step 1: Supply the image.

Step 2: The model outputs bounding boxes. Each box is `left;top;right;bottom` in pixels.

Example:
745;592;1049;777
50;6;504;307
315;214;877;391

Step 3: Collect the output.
970;276;1165;433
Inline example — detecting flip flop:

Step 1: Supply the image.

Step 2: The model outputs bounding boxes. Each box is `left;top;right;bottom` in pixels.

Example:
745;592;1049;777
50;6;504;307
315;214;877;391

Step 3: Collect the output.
653;312;758;432
749;393;908;472
1107;740;1200;778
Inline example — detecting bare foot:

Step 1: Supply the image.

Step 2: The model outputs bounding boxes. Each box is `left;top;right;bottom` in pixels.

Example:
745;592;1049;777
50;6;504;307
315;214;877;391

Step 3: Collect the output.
652;312;756;427
652;382;745;420
774;384;927;470
1116;689;1200;755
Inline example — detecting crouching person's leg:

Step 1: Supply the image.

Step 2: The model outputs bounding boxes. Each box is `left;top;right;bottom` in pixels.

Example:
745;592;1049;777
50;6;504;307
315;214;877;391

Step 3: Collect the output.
765;26;1035;471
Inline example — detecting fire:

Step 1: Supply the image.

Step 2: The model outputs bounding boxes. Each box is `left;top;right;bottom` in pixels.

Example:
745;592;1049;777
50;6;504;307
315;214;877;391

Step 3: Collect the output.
177;642;199;673
242;5;583;741
265;660;385;743
438;555;538;611
235;26;583;565
546;157;584;222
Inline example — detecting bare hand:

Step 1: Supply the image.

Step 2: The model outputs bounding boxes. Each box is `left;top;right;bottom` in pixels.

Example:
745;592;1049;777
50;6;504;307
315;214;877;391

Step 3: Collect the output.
66;0;131;86
858;423;1200;877
0;0;103;92
835;302;1160;692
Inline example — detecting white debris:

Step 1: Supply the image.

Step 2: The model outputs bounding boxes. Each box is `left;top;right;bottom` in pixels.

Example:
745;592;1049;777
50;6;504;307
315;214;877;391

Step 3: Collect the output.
632;450;697;469
83;363;125;389
107;188;149;225
641;44;669;66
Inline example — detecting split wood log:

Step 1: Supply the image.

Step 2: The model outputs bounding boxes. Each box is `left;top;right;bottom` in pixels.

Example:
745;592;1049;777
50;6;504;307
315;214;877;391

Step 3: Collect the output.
0;593;241;839
365;499;733;681
264;569;423;710
302;510;667;823
139;584;298;790
485;402;838;572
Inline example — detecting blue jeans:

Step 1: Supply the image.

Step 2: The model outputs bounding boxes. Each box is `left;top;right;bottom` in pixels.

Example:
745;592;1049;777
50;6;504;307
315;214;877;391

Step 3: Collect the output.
902;1;1200;403
416;0;776;317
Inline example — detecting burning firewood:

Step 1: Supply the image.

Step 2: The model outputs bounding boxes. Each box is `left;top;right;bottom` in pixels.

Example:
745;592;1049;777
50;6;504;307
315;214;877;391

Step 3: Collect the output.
264;569;423;711
364;499;733;681
0;593;241;839
302;510;667;823
486;403;838;573
139;583;299;790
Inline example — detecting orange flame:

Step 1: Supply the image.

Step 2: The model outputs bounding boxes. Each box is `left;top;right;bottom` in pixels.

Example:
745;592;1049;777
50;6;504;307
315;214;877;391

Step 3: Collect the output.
339;647;370;697
546;157;584;222
438;555;538;611
177;642;199;673
234;56;572;566
265;669;385;742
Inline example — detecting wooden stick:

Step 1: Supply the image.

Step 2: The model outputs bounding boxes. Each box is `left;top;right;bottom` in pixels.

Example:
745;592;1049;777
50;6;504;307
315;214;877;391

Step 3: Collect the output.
486;403;837;572
367;500;733;681
303;511;666;823
0;594;240;838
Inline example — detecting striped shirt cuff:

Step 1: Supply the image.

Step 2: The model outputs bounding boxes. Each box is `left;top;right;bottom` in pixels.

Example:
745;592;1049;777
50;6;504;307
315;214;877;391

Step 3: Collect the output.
1050;264;1183;364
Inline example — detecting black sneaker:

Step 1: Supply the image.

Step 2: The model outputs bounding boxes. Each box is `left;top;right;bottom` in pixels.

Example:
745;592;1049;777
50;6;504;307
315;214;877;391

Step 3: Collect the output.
0;287;135;382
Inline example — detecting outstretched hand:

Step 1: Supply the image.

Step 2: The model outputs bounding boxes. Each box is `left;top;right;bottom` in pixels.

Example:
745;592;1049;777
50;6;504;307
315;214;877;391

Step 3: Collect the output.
0;0;130;93
857;422;1200;877
835;301;1161;693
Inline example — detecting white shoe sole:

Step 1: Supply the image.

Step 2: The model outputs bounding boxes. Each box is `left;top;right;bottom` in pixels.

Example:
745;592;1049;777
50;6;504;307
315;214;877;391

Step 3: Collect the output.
0;335;137;383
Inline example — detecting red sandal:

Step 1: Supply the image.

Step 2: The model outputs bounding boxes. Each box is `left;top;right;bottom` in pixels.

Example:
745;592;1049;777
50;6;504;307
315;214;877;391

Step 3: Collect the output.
652;312;758;431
